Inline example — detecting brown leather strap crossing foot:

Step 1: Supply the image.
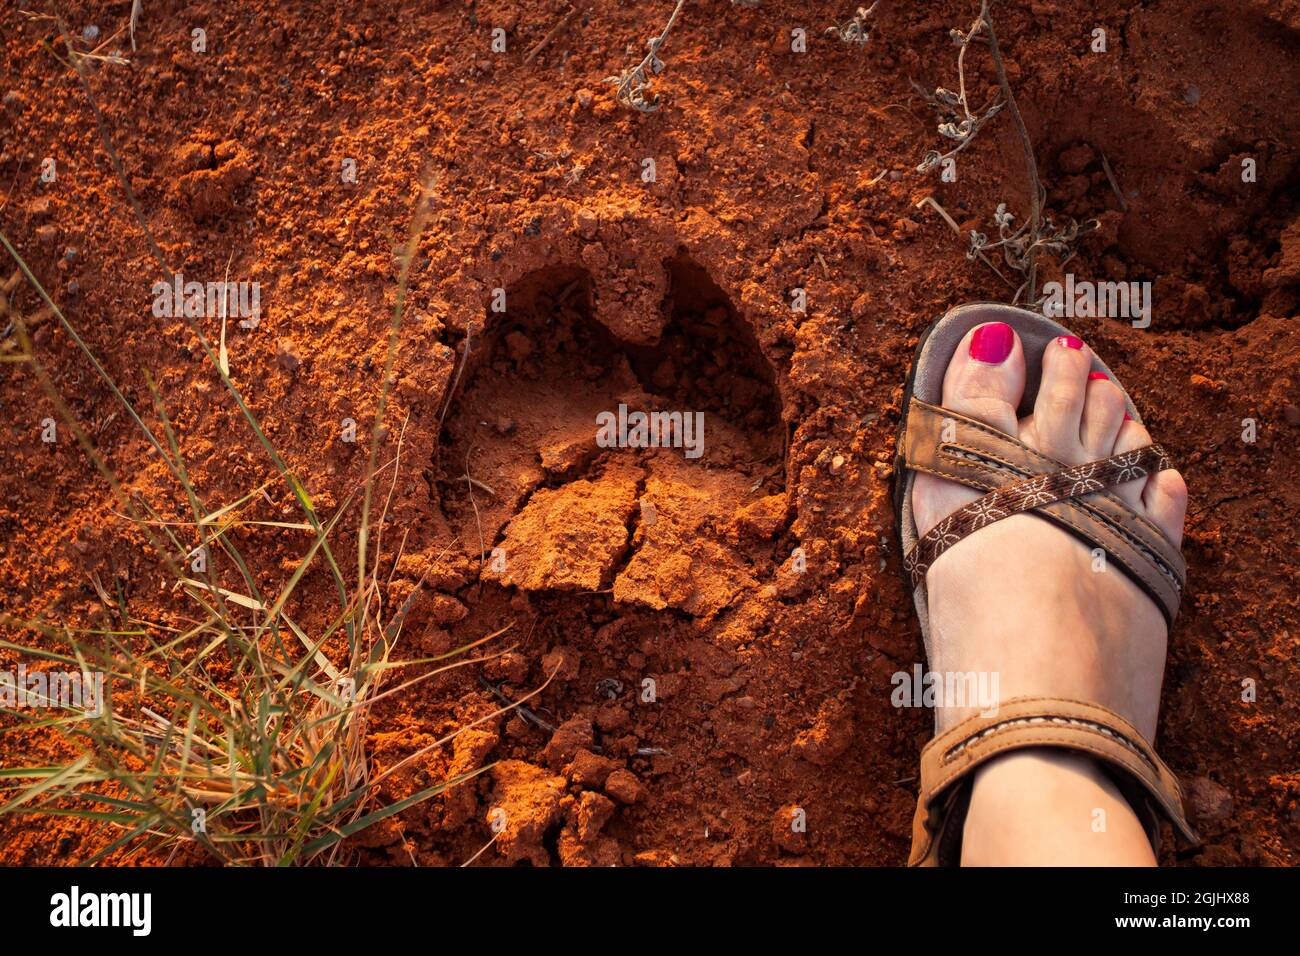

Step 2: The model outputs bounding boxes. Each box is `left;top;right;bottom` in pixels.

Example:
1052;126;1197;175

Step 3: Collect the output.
901;397;1187;624
909;697;1199;867
905;441;1174;590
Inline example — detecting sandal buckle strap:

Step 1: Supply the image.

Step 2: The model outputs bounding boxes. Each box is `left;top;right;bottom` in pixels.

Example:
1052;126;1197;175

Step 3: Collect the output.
909;696;1200;866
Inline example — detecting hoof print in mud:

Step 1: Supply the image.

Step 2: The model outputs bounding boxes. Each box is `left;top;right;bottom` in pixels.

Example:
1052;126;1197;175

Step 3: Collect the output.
435;255;786;618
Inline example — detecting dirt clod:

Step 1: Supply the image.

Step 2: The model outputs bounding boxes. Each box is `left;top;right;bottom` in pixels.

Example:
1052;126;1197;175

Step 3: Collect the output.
604;768;645;805
543;716;595;771
489;760;567;866
792;696;854;767
1187;776;1235;823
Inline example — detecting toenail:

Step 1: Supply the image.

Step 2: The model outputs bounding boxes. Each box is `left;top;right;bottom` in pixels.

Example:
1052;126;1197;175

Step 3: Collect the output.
969;323;1014;364
1088;371;1109;381
1057;335;1084;350
1123;412;1133;421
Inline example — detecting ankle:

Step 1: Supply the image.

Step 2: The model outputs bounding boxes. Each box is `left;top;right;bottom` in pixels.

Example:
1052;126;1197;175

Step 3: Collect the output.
961;749;1157;866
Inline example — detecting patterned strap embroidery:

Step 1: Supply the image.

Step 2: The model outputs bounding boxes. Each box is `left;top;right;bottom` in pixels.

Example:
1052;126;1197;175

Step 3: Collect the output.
905;443;1172;587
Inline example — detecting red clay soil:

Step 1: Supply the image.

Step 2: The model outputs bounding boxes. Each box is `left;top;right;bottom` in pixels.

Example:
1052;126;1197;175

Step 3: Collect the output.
1;0;1298;866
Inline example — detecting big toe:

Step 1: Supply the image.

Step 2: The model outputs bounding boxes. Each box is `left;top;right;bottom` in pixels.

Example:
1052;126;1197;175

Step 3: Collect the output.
940;321;1027;435
914;322;1027;535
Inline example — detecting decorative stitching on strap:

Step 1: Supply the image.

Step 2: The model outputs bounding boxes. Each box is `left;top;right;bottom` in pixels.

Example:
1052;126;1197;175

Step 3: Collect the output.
942;713;1156;772
934;443;1185;596
906;398;1183;571
904;443;1173;588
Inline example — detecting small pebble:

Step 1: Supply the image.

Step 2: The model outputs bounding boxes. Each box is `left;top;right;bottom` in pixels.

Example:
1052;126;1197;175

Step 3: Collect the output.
275;340;302;372
604;768;644;805
1187;776;1233;822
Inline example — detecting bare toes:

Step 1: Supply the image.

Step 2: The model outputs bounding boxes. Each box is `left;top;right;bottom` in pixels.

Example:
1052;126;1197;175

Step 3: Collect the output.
1031;335;1092;461
914;321;1028;536
1111;417;1154;508
1079;371;1127;459
940;321;1026;436
1141;468;1188;548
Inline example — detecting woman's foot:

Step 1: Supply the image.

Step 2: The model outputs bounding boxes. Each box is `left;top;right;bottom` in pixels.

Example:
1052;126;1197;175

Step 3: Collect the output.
910;321;1188;865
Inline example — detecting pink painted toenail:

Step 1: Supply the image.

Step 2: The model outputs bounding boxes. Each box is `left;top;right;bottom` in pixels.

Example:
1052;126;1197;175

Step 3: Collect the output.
1088;371;1109;381
1057;335;1084;350
969;323;1014;364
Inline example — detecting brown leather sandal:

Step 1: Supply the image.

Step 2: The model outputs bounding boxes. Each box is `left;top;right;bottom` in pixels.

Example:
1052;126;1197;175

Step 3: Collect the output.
892;302;1199;866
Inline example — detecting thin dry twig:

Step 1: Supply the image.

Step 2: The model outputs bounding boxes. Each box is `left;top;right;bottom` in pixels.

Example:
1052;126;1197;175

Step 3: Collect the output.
525;6;581;64
435;325;472;441
24;12;129;65
461;832;500;867
130;0;142;50
464;445;487;583
979;0;1045;300
913;13;1004;176
459;474;496;496
1100;150;1128;211
606;0;689;112
825;2;878;45
916;195;960;234
916;196;1014;286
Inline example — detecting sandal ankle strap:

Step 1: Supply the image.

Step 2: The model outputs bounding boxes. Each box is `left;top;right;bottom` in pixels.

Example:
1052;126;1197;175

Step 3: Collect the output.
909;696;1199;866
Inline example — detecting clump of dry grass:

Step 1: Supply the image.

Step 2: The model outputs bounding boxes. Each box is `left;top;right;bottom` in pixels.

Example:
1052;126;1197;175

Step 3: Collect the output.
0;28;543;863
913;0;1098;305
967;203;1098;304
912;6;1004;176
0;202;538;863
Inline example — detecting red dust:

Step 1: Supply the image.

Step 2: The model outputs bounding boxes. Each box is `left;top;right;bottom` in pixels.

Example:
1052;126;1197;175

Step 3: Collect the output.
0;0;1298;866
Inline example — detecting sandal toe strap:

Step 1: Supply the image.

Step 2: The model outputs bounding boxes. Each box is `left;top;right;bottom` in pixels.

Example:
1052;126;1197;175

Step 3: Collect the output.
902;397;1186;624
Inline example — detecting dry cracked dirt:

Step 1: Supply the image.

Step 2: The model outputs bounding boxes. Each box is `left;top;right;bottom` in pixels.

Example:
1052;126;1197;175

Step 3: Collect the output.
0;0;1298;865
